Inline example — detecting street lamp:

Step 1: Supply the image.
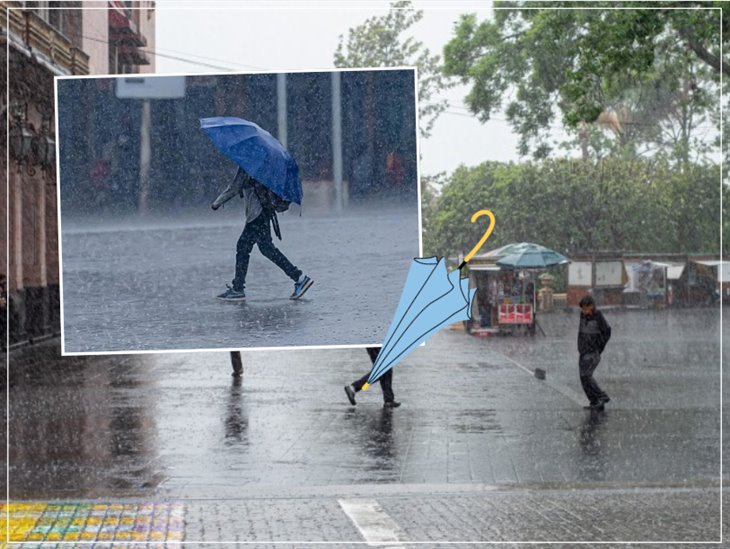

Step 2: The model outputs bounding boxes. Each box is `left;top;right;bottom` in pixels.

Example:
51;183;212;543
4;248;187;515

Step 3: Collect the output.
9;120;36;176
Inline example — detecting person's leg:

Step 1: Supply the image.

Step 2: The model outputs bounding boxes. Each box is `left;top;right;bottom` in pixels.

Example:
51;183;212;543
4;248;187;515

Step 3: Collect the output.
579;352;608;404
352;372;370;392
379;369;395;403
366;347;380;364
232;222;259;291
254;215;302;281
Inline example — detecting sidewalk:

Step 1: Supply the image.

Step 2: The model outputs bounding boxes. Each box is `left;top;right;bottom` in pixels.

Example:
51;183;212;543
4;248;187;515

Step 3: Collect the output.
2;485;724;545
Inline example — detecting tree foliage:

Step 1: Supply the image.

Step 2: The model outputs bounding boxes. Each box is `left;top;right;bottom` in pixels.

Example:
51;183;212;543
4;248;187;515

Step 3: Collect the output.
334;0;451;137
443;2;726;160
425;158;722;258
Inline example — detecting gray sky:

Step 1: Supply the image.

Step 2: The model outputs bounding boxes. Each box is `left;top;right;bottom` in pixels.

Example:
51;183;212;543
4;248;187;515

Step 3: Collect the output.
153;1;525;176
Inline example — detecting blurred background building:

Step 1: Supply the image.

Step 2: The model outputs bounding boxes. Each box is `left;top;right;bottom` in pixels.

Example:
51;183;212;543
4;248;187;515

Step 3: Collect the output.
57;69;418;215
2;1;156;347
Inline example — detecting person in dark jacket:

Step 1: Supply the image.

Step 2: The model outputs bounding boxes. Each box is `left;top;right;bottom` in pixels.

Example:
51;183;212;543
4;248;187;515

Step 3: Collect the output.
578;295;612;411
344;347;401;408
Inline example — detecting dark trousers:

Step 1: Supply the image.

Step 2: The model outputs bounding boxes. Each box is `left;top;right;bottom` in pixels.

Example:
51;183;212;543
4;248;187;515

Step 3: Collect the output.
579;351;609;404
233;213;301;291
352;347;395;403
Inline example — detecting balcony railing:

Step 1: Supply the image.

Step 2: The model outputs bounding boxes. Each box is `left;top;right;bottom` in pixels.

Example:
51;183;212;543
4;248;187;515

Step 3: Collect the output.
1;1;90;75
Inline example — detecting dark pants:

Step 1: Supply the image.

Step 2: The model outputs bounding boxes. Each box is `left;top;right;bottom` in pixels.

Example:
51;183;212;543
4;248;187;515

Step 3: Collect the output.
579;351;609;404
352;347;395;403
233;213;301;291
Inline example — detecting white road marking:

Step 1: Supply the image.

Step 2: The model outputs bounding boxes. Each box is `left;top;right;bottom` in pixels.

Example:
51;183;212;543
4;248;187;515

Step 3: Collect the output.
338;498;407;547
498;352;587;406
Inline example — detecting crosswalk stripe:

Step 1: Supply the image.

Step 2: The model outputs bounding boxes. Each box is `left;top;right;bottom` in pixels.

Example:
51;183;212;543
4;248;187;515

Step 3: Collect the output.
338;498;406;547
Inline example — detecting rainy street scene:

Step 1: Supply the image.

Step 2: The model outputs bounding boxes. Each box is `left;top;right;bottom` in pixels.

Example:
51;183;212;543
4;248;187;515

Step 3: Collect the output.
56;69;420;353
5;309;727;543
4;0;728;546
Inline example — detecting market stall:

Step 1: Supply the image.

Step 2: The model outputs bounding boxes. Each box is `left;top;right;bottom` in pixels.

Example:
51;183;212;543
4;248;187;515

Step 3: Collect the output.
465;242;569;336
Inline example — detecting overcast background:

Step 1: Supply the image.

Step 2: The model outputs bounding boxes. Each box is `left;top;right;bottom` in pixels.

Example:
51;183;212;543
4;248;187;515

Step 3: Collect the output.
153;1;545;176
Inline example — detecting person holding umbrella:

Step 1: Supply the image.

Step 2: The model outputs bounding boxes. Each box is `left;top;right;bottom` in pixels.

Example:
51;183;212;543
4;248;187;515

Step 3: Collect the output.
200;117;313;301
213;167;312;301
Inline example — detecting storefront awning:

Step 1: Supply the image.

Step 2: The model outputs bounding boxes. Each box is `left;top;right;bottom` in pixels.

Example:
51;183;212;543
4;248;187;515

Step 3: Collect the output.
693;260;730;282
666;263;685;280
109;2;146;47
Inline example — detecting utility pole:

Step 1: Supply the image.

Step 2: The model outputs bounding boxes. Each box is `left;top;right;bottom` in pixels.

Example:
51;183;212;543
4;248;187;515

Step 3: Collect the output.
138;98;151;213
331;71;343;212
277;73;288;148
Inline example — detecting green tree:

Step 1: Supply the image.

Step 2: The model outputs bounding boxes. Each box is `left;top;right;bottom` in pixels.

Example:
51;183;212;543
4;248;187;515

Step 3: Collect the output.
425;158;721;259
334;0;451;137
443;2;725;161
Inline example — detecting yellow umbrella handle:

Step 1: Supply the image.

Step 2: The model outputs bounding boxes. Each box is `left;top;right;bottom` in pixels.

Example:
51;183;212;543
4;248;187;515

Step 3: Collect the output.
458;209;496;269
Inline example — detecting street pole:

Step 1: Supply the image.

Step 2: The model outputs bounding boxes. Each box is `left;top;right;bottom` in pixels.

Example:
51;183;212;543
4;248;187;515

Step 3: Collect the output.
331;71;343;212
277;73;287;148
139;98;151;213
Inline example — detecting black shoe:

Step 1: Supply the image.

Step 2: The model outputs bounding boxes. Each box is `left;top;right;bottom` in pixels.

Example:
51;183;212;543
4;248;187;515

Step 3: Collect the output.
383;401;401;408
600;396;611;404
344;385;357;405
584;402;605;411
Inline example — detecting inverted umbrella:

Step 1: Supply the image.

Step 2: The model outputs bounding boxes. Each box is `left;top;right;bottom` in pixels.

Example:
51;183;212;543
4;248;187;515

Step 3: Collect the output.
362;210;495;389
363;257;476;389
200;116;303;205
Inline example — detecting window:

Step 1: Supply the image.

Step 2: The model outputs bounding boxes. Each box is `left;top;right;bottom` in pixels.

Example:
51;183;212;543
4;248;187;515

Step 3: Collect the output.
29;1;50;22
48;1;62;32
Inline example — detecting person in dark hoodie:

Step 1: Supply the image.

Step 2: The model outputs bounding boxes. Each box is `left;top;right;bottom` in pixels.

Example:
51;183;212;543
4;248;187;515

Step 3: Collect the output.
578;295;612;411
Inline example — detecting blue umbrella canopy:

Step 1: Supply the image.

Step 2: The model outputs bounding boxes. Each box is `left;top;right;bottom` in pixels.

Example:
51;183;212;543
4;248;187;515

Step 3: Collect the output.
495;243;569;269
200;116;303;205
364;257;475;388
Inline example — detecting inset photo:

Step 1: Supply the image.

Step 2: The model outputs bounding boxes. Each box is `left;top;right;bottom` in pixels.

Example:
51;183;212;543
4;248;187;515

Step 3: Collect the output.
56;68;421;353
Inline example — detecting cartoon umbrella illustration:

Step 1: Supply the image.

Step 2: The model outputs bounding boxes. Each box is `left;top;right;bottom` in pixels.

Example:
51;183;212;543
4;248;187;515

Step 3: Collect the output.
200;116;303;205
363;210;495;389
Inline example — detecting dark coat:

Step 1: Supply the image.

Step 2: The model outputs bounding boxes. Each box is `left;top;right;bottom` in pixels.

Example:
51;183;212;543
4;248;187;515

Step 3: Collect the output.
578;309;612;355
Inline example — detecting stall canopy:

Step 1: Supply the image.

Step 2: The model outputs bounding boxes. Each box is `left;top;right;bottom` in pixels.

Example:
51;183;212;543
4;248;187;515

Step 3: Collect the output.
692;260;730;282
630;260;685;280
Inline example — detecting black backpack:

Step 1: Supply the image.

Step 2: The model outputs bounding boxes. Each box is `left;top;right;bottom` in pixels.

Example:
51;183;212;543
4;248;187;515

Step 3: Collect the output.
252;180;291;213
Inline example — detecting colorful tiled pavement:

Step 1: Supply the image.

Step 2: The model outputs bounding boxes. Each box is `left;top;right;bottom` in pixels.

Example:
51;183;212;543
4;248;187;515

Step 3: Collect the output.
1;502;185;543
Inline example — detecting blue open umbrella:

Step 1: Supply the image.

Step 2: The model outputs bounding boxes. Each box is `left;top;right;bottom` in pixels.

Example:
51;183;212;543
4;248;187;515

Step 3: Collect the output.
200;117;303;205
363;257;475;389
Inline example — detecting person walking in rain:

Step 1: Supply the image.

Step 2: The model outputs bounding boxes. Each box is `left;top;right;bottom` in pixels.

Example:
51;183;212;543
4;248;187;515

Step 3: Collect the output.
345;347;401;408
577;295;612;411
213;167;313;301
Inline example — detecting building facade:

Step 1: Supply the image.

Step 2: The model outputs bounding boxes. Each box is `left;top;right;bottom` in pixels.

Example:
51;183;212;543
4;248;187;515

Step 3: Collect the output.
2;1;156;347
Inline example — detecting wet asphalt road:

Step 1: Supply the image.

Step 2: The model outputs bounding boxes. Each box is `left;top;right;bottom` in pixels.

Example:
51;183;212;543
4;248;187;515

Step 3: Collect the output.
4;306;725;543
60;203;420;353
